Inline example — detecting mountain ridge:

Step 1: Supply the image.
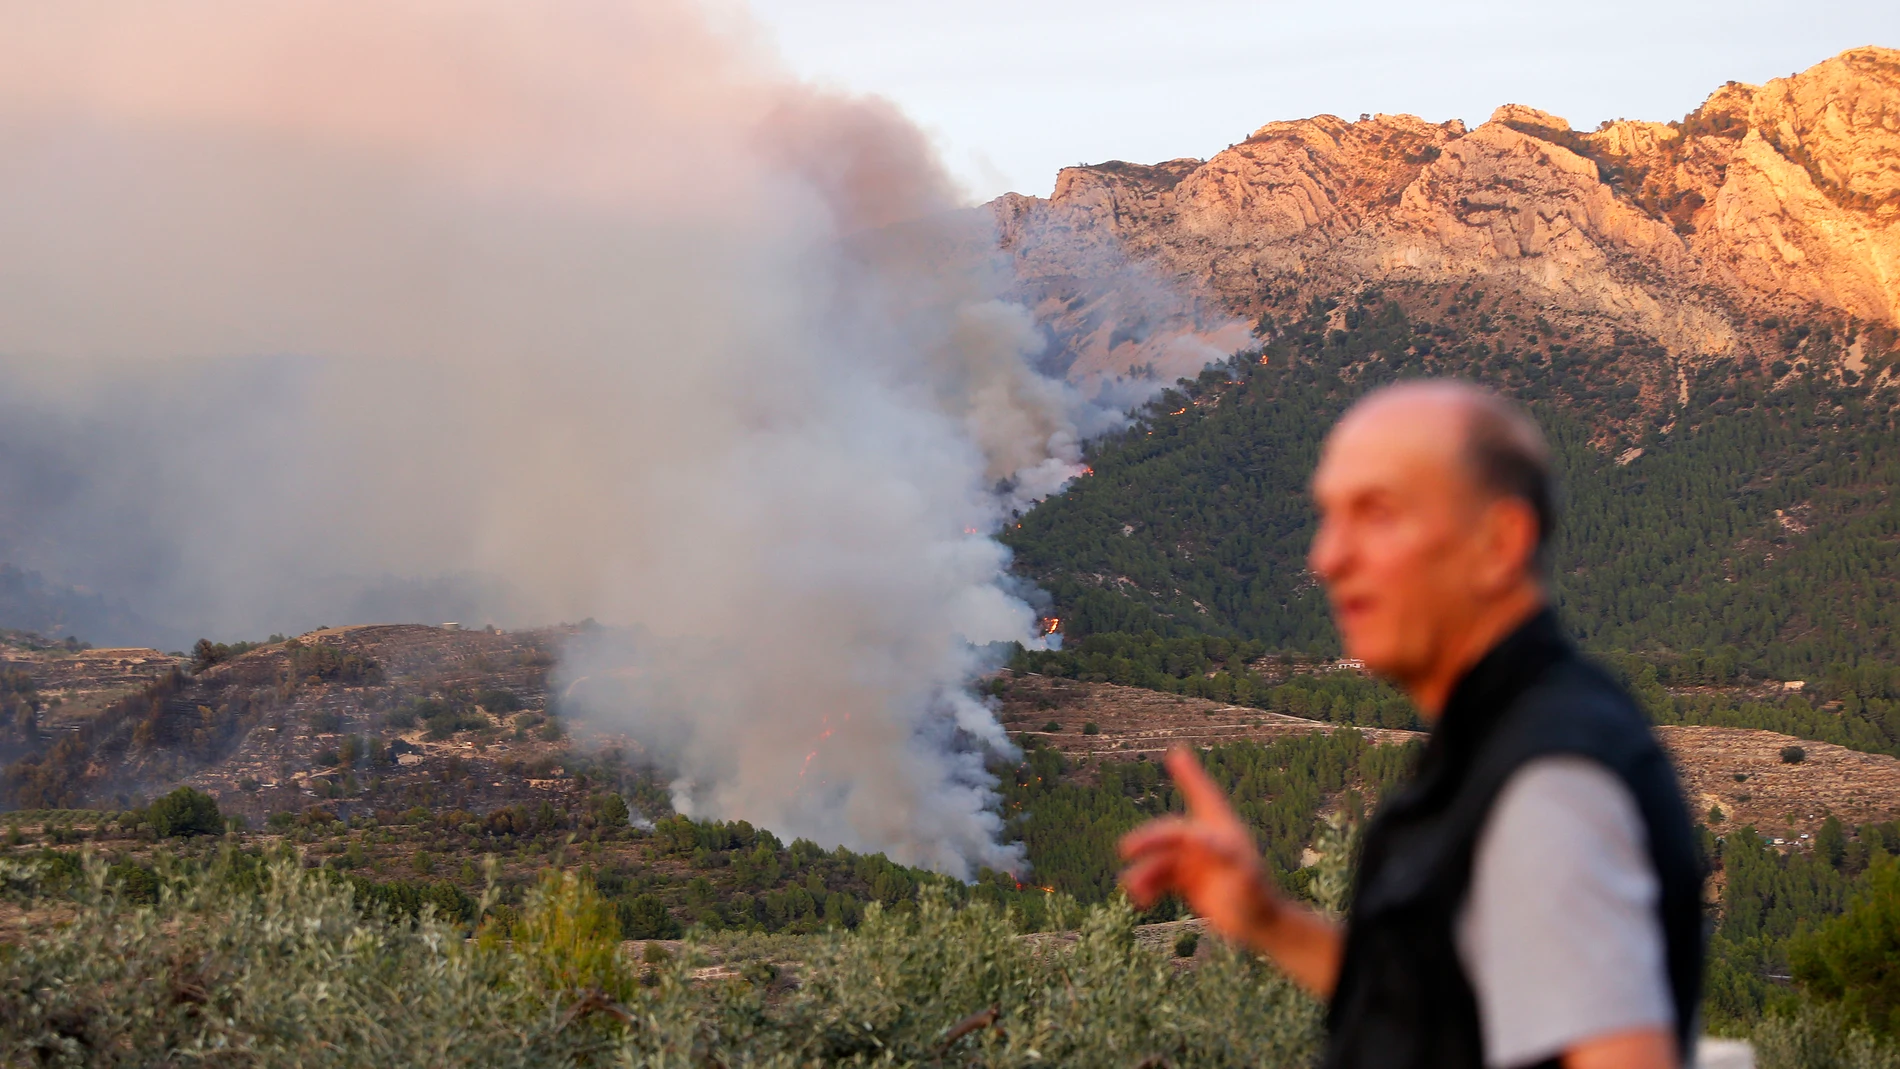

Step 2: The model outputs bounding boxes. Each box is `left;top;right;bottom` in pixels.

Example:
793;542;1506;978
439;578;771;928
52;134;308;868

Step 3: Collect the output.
993;46;1900;382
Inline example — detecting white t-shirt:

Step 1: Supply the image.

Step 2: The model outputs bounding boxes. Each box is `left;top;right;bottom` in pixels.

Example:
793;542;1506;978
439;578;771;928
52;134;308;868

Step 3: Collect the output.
1455;756;1674;1068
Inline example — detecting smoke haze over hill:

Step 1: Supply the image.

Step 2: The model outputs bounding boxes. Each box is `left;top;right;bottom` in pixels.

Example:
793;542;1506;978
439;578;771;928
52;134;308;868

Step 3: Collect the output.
0;1;1167;875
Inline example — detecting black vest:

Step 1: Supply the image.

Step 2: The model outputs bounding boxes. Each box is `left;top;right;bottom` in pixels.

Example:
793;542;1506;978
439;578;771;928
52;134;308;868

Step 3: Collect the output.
1323;611;1705;1069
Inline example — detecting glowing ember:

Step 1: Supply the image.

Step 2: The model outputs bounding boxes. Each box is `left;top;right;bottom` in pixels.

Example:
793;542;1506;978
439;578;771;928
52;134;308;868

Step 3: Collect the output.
799;713;844;777
1169;407;1188;416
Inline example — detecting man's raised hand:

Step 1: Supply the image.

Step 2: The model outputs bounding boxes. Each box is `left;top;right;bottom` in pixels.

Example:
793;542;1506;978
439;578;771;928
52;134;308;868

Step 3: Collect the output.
1119;746;1343;997
1118;746;1279;938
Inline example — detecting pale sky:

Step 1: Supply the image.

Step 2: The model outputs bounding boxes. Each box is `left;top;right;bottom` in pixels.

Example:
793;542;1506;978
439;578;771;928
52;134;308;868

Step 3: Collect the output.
745;0;1900;202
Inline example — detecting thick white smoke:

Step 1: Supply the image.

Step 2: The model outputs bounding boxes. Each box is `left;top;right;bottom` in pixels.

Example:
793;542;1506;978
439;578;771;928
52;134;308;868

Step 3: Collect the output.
0;0;1119;875
0;1;1163;875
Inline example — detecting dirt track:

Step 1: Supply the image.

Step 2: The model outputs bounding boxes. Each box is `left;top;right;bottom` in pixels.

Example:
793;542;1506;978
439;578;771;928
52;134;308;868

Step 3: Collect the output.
999;673;1900;840
996;673;1422;758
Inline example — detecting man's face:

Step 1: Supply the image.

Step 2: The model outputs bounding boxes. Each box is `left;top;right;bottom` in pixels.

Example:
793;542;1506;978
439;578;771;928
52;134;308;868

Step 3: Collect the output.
1307;397;1497;684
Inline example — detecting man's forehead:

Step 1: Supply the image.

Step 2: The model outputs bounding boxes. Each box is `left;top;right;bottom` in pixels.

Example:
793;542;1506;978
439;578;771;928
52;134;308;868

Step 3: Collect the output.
1314;393;1471;497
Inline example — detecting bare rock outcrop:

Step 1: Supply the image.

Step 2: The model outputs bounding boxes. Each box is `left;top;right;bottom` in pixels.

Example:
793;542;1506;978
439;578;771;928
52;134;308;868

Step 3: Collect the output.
995;46;1900;376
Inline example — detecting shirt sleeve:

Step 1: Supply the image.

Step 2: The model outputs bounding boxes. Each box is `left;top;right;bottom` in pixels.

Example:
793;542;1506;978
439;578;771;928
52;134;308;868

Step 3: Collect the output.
1455;756;1673;1069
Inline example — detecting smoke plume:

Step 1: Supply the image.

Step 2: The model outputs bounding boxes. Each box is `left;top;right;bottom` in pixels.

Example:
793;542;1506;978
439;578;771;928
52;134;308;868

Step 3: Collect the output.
0;1;1180;875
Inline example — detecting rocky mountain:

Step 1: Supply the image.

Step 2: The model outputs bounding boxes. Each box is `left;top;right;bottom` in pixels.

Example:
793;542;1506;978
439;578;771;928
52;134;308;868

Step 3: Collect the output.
995;46;1900;379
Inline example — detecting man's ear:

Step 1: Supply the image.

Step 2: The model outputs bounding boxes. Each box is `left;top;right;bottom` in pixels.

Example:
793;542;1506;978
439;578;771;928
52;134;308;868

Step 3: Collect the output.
1476;496;1540;592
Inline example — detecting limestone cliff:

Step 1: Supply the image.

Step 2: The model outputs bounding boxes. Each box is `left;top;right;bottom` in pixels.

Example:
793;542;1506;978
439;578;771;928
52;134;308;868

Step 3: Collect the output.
996;47;1900;376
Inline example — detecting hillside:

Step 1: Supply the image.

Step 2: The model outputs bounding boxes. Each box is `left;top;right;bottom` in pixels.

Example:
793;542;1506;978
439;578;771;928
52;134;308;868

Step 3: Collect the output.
997;672;1900;845
995;46;1900;385
1001;287;1900;753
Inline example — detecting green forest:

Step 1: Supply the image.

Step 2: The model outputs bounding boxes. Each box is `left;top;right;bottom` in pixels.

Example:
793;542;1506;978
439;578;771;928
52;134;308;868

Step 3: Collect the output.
1004;288;1900;753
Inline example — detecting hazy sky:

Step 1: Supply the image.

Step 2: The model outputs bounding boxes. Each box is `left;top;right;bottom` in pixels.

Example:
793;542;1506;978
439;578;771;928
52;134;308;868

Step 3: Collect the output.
745;0;1900;202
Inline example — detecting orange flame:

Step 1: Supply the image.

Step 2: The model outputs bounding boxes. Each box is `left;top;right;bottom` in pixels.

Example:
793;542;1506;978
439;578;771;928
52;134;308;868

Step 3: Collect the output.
799;712;847;777
1040;617;1060;636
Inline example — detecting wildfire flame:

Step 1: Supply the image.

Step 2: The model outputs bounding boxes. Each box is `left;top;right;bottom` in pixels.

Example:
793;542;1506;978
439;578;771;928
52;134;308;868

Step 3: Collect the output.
799;712;847;778
1169;407;1188;416
1040;617;1061;636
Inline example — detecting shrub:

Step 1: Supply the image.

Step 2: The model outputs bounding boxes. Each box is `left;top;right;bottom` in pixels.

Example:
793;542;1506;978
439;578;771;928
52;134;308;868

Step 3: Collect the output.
1082;722;1101;736
429;712;486;741
496;869;635;1001
1746;1000;1900;1069
1792;858;1900;1036
619;893;681;939
0;857;1326;1067
1043;721;1062;733
476;688;522;713
146;787;224;838
1783;745;1809;764
288;643;384;686
591;793;631;829
1174;929;1201;957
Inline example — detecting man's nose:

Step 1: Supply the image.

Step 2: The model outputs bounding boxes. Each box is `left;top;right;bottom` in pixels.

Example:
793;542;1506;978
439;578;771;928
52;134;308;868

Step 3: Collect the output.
1309;521;1345;582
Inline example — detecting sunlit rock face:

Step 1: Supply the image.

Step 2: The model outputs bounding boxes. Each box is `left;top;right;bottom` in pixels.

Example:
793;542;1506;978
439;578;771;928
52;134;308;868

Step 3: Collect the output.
995;46;1900;366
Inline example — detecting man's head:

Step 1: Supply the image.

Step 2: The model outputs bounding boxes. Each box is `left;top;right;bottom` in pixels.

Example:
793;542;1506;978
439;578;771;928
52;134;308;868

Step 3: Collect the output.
1307;381;1553;714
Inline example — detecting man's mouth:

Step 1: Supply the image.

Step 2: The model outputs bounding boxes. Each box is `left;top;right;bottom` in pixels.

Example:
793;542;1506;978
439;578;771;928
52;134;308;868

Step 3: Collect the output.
1335;593;1374;617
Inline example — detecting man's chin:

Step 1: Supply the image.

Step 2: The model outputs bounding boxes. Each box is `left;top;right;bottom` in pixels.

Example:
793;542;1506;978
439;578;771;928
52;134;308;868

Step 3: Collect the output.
1340;638;1402;679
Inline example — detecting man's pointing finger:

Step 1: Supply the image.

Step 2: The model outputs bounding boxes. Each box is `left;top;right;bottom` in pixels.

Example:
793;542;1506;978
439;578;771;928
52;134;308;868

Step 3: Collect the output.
1119;816;1193;860
1165;746;1241;824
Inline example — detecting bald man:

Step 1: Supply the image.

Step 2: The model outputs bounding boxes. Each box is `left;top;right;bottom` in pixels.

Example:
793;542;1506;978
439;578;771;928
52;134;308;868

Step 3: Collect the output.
1119;382;1703;1069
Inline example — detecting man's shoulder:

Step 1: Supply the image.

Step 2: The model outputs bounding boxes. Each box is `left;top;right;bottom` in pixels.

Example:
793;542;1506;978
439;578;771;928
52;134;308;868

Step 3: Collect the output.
1499;652;1658;764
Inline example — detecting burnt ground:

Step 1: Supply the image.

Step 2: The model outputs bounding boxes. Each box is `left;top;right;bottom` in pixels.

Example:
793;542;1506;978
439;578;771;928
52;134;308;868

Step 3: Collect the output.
2;645;185;721
180;624;580;826
1;622;651;824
